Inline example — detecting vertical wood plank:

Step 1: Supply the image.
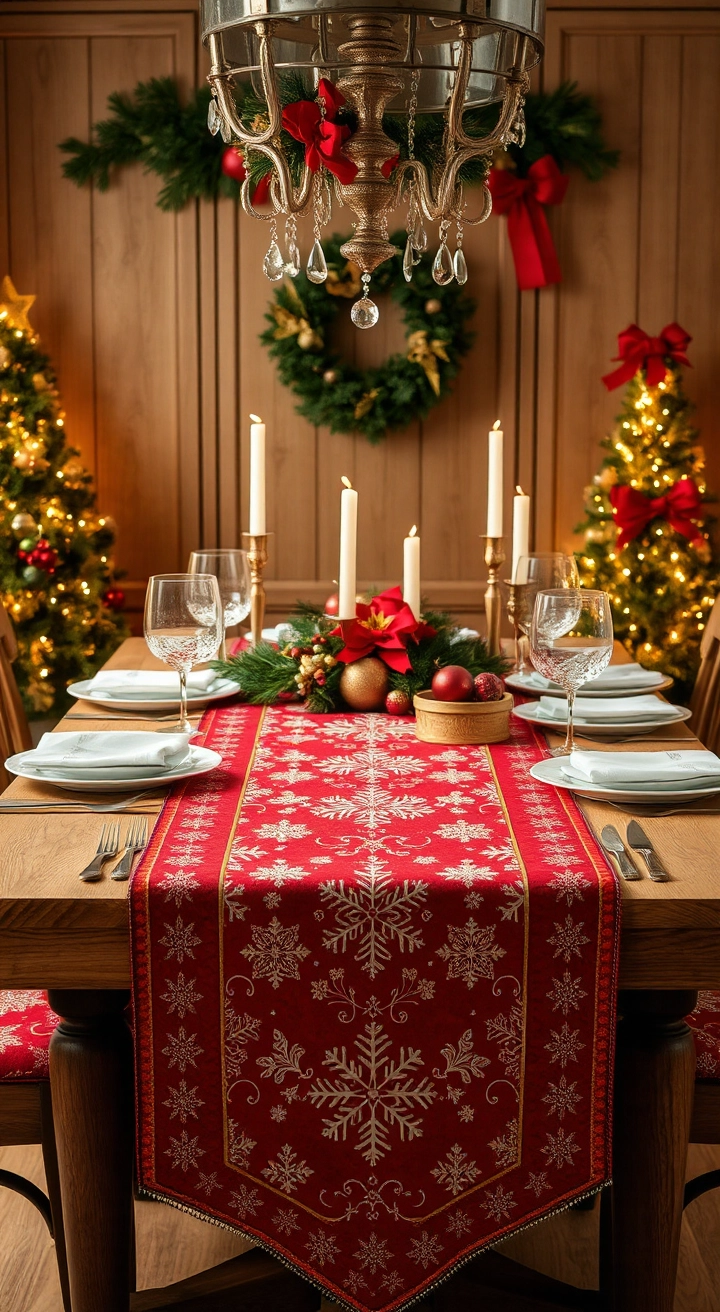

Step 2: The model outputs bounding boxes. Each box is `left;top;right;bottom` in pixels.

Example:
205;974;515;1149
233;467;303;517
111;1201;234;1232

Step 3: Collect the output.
637;35;682;328
198;197;219;550
5;37;95;467
217;197;240;547
0;42;9;278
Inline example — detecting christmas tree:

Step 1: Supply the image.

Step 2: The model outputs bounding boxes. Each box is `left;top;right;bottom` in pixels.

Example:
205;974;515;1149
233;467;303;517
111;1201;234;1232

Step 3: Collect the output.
576;323;720;697
0;277;128;717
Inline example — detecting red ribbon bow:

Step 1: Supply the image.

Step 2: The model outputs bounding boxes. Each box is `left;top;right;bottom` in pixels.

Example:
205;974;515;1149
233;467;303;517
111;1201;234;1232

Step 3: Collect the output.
331;586;433;674
281;79;358;185
610;478;704;550
602;323;692;391
488;155;569;291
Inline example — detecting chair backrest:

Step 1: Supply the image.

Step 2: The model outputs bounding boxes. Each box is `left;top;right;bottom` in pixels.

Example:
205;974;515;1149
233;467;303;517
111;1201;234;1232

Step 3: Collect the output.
689;595;720;755
0;603;32;791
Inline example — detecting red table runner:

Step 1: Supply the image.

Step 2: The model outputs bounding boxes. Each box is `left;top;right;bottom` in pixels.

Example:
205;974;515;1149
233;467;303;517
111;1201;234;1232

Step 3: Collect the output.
131;706;619;1312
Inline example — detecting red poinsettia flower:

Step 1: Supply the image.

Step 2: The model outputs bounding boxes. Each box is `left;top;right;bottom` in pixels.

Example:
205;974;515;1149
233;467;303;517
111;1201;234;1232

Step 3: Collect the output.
281;78;358;185
331;586;425;673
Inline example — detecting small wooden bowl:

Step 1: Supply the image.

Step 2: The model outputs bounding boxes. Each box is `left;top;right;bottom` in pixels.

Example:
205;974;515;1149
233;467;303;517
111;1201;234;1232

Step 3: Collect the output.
413;690;513;745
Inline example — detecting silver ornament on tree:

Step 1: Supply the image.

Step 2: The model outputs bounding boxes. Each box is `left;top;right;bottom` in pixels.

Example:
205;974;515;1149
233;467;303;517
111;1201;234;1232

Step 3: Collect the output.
11;512;37;536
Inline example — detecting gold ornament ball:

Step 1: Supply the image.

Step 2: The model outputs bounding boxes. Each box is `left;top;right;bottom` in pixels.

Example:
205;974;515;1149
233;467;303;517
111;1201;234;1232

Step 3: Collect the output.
323;368;338;384
339;657;389;711
13;447;33;470
425;298;442;315
11;511;37;535
598;466;618;491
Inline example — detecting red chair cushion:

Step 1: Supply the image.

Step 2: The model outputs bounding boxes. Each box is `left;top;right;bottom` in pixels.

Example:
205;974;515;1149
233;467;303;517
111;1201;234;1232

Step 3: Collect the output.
0;990;58;1081
687;990;720;1080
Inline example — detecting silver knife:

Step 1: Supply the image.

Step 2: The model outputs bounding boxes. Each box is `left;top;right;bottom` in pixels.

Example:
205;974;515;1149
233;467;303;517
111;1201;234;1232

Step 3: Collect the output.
600;825;641;880
626;820;670;882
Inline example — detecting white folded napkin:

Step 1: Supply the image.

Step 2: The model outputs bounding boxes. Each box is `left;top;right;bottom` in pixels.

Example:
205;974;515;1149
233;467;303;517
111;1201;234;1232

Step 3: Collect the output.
536;694;681;724
560;749;720;792
86;668;219;700
29;731;192;779
527;662;663;692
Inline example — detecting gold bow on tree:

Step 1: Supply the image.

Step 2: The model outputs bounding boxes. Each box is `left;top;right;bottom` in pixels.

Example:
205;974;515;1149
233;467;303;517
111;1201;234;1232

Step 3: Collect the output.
272;304;322;351
406;330;450;396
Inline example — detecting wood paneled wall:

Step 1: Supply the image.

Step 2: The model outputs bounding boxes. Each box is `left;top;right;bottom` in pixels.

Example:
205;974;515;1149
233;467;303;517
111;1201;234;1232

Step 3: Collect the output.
1;0;719;628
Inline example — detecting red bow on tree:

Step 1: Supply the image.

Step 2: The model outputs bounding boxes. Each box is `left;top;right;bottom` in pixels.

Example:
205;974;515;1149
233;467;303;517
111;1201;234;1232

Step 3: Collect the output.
602;323;692;391
281;79;358;185
610;478;704;549
332;586;433;673
487;155;569;291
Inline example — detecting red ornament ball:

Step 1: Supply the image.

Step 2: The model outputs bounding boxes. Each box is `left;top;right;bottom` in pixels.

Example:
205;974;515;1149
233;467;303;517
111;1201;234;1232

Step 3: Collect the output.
431;665;475;702
385;689;411;716
27;539;58;574
221;146;247;182
324;592;339;616
473;672;505;702
102;587;126;610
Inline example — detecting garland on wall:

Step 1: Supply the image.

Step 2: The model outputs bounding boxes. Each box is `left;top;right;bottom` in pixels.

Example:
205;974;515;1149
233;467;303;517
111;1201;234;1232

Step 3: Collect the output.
260;231;475;442
60;77;618;290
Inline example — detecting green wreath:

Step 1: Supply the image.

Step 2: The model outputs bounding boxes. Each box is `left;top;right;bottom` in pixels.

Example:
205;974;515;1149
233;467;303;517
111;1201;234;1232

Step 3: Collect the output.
260;231;475;443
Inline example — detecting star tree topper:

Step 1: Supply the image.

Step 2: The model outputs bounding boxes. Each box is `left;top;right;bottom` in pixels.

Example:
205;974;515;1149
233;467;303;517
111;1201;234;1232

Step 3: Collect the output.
0;277;36;333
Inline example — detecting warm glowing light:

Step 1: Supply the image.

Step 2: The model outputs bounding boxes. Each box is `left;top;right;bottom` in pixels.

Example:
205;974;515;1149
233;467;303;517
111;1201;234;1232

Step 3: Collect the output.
408;525;417;538
493;419;501;431
341;475;353;489
249;413;262;423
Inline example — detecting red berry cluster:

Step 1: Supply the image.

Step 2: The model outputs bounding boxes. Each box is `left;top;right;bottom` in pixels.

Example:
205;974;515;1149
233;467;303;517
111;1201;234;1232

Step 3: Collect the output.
283;635;337;695
17;538;58;574
431;665;504;704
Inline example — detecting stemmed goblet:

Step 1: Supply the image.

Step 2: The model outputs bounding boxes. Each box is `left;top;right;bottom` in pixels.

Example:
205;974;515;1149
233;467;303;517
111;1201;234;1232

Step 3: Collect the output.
508;553;580;674
144;573;223;733
529;588;614;754
188;549;252;661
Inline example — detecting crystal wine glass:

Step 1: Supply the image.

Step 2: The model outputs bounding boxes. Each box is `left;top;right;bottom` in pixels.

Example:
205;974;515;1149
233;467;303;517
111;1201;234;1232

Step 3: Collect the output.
144;574;223;733
529;588;614;755
188;549;251;661
510;553;580;673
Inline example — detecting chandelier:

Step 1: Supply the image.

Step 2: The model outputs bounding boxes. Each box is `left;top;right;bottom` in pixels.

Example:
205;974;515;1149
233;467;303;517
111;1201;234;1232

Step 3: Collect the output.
201;0;545;326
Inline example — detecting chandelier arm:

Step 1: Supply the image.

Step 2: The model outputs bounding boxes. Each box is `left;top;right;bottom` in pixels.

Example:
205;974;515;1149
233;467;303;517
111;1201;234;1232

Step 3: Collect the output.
449;68;530;155
208;23;283;148
240;145;314;217
392;159;442;222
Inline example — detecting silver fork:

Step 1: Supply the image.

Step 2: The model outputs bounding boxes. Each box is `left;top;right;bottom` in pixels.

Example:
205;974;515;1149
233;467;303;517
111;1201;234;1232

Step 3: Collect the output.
110;817;149;881
77;822;121;882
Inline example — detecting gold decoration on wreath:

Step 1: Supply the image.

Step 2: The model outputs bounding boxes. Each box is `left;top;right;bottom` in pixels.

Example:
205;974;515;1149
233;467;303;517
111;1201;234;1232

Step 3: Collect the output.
0;276;35;334
406;330;450;397
271;304;322;351
339;656;389;710
326;260;363;299
354;388;379;420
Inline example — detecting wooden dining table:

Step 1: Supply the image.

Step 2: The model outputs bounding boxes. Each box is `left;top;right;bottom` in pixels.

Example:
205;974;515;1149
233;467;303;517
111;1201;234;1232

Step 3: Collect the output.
1;636;719;1312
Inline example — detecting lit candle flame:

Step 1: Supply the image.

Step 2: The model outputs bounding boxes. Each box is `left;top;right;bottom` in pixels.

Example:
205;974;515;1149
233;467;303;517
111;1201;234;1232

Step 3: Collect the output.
493;418;501;430
249;413;262;423
516;485;524;495
341;476;353;489
409;525;417;537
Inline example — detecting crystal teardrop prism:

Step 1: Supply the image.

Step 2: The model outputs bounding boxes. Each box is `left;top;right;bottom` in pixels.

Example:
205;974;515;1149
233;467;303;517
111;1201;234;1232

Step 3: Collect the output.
432;243;455;286
207;98;222;136
351;297;380;330
412;221;428;253
453;248;468;285
285;245;301;279
263;241;285;282
219;117;231;144
306;239;328;284
403;240;415;283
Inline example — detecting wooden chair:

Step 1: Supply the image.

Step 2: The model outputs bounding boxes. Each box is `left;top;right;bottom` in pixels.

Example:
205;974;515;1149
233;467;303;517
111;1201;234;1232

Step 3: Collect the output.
0;601;32;791
0;990;70;1310
685;994;720;1205
689;595;720;754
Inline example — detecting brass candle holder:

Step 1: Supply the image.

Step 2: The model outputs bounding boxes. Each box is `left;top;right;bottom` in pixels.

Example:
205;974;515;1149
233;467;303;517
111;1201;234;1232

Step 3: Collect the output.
482;535;506;658
242;532;273;647
504;580;532;673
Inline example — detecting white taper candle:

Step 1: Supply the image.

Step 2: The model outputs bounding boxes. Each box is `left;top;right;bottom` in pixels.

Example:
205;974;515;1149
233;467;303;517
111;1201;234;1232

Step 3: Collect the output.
511;485;530;582
338;476;358;620
487;419;504;538
403;525;421;621
249;414;266;535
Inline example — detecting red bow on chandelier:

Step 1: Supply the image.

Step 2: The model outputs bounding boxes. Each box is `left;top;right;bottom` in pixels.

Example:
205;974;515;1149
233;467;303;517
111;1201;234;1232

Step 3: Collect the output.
610;478;704;550
282;78;358;185
602;323;692;391
332;586;434;673
488;155;569;291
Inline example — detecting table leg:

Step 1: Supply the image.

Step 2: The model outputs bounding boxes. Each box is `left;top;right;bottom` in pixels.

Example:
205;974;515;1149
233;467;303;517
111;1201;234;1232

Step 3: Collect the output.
610;989;697;1312
48;989;134;1312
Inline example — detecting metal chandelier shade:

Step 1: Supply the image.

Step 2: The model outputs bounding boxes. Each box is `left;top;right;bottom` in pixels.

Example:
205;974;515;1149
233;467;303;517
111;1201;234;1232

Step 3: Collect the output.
201;0;545;325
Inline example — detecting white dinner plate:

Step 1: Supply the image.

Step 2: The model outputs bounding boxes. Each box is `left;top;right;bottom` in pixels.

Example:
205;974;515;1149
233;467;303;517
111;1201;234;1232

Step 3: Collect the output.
4;745;222;793
513;701;692;738
505;670;674;699
67;677;239;714
529;756;720;804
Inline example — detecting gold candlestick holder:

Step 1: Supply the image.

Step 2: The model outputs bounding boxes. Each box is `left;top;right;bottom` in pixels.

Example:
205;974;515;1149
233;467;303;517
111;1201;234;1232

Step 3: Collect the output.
482;535;506;658
242;532;273;647
504;580;532;673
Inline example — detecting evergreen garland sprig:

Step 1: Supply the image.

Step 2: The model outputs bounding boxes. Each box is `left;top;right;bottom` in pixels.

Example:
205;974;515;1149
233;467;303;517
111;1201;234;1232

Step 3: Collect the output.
213;604;508;713
59;77;617;211
260;230;475;442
